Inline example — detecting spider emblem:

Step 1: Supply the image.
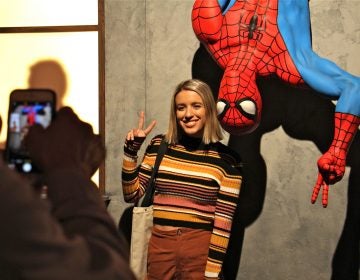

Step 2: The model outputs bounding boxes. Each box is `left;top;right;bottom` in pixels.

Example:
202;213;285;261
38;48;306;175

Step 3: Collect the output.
239;13;265;41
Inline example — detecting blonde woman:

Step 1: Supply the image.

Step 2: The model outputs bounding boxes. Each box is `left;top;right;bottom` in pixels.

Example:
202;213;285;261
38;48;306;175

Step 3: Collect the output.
122;79;242;279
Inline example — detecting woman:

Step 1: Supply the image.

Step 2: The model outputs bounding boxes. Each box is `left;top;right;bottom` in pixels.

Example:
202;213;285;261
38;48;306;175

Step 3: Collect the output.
122;79;242;279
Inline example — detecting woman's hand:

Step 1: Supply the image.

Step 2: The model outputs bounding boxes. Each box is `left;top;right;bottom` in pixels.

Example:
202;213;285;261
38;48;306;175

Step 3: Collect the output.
126;111;156;141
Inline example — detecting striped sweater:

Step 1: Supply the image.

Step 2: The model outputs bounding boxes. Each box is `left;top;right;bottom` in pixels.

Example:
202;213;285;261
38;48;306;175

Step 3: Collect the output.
122;134;242;279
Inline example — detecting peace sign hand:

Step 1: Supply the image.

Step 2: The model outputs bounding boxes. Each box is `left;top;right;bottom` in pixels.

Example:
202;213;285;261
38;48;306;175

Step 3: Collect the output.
311;148;345;208
126;111;156;141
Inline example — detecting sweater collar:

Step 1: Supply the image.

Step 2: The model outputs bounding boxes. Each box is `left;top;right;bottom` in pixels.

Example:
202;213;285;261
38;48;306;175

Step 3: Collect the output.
179;134;208;150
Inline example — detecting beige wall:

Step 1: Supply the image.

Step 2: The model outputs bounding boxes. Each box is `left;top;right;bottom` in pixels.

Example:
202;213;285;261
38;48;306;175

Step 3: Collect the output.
104;1;360;279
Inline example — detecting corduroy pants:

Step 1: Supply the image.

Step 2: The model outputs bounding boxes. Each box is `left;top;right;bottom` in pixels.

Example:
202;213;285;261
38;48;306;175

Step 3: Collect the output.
147;227;211;280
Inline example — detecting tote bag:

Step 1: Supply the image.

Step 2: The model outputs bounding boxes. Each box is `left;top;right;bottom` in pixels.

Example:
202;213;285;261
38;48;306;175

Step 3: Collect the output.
129;139;168;280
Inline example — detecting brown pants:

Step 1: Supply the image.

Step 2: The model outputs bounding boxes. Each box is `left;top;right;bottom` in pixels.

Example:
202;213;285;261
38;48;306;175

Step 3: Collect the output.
147;227;211;280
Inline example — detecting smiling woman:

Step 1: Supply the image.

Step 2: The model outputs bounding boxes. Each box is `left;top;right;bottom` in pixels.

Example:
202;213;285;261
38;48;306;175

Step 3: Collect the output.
122;79;243;279
0;0;104;189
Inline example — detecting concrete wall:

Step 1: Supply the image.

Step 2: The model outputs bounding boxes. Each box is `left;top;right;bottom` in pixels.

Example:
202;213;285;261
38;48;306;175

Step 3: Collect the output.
104;1;360;279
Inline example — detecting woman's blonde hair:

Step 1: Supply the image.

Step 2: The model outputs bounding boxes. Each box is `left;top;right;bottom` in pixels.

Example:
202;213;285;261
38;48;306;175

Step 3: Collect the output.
165;79;223;144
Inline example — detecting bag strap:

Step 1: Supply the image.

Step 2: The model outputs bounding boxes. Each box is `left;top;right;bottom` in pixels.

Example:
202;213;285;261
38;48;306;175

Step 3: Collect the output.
141;137;168;207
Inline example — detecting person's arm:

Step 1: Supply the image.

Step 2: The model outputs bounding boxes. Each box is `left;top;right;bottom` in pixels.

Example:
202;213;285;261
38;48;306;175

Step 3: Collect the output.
0;106;136;279
205;151;242;280
122;136;147;203
0;159;135;280
122;136;165;203
122;111;156;203
44;168;129;257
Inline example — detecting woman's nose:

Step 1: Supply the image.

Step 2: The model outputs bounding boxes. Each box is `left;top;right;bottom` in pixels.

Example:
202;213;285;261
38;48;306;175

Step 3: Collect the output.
184;107;193;117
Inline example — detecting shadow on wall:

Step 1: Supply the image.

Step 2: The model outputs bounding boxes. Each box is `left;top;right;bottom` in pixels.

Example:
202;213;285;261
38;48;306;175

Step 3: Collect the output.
28;59;68;109
0;60;67;151
192;44;360;280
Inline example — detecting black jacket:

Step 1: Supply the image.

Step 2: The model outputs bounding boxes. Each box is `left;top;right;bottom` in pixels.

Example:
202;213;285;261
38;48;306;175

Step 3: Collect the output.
0;160;135;280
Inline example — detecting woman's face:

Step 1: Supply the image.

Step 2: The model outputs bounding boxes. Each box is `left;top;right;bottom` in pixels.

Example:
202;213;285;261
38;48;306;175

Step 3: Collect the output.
175;90;206;138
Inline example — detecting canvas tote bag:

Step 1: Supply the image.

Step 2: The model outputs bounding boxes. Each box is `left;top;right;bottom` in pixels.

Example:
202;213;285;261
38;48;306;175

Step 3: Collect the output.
130;139;168;280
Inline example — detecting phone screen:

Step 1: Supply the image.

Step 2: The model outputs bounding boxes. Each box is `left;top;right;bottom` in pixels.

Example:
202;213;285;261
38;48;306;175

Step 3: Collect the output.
6;100;54;173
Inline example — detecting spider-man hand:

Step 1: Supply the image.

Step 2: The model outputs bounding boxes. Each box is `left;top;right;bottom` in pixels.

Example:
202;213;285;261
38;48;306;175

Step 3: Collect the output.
311;148;346;208
311;112;360;207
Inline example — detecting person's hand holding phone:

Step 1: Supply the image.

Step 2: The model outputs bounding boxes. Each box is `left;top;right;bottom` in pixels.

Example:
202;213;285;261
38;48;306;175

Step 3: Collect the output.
24;107;105;179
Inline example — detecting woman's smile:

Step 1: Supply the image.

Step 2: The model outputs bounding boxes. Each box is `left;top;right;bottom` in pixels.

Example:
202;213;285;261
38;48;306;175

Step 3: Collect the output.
175;90;206;138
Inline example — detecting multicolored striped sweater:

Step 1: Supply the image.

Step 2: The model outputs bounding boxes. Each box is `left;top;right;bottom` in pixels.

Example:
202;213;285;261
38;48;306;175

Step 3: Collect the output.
122;134;242;279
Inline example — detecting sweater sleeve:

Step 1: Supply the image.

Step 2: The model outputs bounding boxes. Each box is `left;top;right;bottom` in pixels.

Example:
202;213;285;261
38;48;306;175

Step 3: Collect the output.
121;136;159;203
205;157;242;279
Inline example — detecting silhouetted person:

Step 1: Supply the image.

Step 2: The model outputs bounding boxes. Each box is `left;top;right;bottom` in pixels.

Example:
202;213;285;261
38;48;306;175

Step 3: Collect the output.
0;108;135;280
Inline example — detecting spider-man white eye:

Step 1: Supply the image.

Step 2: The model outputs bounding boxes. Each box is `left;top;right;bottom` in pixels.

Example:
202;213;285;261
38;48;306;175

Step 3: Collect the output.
237;99;256;118
216;100;227;116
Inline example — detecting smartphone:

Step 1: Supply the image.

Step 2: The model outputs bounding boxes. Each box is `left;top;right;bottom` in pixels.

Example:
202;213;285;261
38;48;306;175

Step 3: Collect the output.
4;89;56;173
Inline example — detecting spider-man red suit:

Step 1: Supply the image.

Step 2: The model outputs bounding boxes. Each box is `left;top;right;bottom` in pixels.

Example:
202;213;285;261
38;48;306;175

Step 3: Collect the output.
192;0;360;207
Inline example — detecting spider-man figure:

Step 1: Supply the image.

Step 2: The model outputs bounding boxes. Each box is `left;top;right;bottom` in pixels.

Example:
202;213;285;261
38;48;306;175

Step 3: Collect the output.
192;0;360;207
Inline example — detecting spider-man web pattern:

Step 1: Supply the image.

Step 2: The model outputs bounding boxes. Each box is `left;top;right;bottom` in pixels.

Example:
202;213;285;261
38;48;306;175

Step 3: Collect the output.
192;0;360;207
312;113;360;206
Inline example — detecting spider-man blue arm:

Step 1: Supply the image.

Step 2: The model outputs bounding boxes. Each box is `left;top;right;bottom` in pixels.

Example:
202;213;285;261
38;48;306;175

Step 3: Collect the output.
278;0;360;114
277;0;360;207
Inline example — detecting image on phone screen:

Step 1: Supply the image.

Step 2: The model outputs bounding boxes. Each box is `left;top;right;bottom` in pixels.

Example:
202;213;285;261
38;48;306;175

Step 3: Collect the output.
6;100;54;173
